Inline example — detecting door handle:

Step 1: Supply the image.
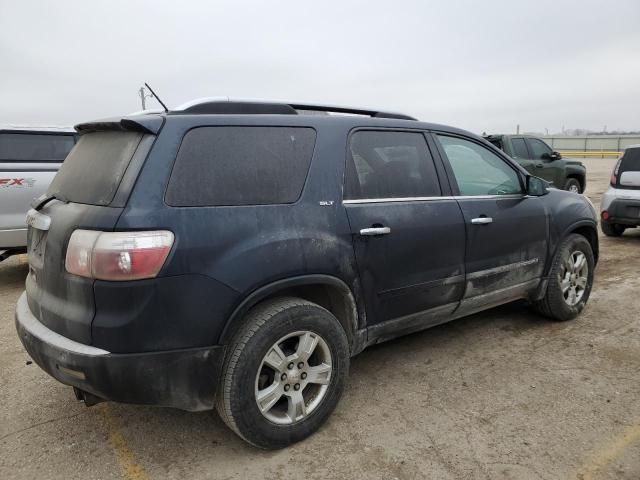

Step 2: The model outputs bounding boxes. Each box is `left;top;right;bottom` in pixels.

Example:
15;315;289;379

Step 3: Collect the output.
471;217;493;225
535;163;544;168
359;227;391;236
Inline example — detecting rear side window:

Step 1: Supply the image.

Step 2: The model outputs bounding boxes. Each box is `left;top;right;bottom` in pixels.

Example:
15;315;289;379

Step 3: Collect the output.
510;138;529;159
345;131;441;199
166;127;316;207
48;131;144;206
0;132;75;162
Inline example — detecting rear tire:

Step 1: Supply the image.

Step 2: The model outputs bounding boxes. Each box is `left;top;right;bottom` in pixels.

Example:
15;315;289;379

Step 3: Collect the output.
563;178;582;193
532;234;594;321
216;297;350;449
601;221;626;237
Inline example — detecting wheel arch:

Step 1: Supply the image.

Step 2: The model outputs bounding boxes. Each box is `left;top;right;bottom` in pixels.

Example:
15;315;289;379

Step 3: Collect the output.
219;275;361;348
546;220;599;277
567;173;585;190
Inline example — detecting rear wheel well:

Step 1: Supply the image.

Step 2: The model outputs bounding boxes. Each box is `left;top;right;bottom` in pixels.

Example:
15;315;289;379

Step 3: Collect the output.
222;282;358;347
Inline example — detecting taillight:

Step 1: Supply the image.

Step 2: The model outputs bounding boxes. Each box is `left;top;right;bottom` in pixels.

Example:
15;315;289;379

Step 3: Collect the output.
611;155;623;185
65;230;174;280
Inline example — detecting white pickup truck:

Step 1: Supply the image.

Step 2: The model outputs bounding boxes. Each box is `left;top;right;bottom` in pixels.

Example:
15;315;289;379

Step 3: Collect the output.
0;127;76;261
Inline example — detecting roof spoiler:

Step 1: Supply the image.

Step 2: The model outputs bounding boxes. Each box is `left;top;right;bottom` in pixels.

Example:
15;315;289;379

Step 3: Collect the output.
75;115;164;135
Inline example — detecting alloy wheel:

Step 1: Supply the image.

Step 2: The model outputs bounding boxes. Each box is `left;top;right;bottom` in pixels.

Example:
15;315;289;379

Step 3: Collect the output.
560;251;588;306
254;331;332;425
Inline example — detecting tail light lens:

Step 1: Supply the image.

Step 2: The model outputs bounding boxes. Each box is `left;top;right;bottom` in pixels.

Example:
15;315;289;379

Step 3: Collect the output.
611;155;623;185
65;230;174;280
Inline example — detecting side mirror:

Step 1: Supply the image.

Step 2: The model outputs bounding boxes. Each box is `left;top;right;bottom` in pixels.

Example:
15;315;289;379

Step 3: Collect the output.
541;151;561;161
527;176;549;196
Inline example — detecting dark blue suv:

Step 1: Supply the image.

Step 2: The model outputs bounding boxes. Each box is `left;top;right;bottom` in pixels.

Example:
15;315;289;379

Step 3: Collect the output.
15;100;598;448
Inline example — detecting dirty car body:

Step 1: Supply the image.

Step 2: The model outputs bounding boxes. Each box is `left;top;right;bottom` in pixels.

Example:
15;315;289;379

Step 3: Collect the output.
15;100;598;447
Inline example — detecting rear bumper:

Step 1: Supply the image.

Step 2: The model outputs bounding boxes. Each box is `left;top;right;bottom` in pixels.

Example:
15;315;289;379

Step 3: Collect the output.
603;198;640;226
15;292;224;411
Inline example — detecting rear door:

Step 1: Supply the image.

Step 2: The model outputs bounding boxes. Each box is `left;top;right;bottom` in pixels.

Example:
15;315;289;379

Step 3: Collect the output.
26;128;154;344
343;129;466;330
433;133;548;314
0;131;75;248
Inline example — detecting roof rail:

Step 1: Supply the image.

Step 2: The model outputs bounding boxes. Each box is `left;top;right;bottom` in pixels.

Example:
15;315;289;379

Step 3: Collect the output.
290;102;417;121
170;97;417;120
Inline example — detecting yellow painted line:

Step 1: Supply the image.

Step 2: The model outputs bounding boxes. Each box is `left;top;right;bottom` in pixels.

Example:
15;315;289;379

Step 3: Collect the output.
18;254;28;264
98;405;150;480
579;424;640;480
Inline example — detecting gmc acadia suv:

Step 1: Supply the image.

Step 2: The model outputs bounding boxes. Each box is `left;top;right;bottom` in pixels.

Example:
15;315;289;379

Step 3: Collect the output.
15;99;598;448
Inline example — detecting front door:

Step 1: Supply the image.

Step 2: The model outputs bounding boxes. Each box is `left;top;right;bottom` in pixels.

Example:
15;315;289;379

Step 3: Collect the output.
343;130;466;327
526;137;562;188
433;133;548;314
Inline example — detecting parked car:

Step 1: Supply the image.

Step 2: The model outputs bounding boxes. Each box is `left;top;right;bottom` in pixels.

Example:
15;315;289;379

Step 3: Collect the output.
16;100;598;449
484;134;587;193
600;144;640;236
0;127;76;261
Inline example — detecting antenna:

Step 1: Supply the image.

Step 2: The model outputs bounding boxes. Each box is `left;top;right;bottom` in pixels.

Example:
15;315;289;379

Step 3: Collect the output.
144;82;169;113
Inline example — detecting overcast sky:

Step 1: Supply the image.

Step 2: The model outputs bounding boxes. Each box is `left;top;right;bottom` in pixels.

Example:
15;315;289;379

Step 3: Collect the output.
1;0;639;134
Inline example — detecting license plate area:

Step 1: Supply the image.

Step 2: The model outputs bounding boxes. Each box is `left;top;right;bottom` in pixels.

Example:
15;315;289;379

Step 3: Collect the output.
28;227;48;270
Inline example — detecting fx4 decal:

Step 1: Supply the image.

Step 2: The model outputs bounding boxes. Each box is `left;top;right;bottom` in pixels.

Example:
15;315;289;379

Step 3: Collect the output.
0;178;36;188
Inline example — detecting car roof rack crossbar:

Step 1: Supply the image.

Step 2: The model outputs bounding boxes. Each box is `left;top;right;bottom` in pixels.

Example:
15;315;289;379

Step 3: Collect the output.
170;97;417;120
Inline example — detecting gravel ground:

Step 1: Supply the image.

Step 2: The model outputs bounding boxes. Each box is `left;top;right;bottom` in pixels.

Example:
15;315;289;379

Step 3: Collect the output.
1;157;638;480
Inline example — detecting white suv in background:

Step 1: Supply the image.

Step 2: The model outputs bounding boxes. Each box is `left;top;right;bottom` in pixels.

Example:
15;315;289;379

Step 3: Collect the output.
601;145;640;236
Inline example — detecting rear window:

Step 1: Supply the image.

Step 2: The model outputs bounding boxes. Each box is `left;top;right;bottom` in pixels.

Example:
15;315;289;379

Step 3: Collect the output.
0;132;75;162
166;126;316;206
619;148;640;173
48;131;144;206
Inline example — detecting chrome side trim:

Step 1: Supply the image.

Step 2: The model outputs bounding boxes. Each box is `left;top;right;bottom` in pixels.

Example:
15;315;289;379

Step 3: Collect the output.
15;293;110;356
343;194;525;204
466;258;539;280
26;208;51;231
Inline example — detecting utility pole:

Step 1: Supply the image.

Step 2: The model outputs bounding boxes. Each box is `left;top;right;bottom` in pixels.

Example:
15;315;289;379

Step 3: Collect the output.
516;124;520;134
138;86;153;110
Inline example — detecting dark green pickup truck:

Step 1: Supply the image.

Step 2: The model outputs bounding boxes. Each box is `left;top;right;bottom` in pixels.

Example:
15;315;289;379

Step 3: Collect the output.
485;134;587;193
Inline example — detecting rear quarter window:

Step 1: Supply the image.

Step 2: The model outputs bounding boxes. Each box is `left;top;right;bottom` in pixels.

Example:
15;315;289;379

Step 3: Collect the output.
166;126;316;206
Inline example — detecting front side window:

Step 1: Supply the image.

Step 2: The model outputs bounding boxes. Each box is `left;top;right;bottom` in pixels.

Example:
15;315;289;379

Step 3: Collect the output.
166;126;316;206
527;138;552;160
345;131;441;199
436;135;522;196
510;138;529;159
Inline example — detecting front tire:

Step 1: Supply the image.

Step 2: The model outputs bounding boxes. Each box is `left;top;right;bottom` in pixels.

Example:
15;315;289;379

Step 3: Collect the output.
216;297;350;449
563;177;582;193
532;234;594;321
601;221;626;237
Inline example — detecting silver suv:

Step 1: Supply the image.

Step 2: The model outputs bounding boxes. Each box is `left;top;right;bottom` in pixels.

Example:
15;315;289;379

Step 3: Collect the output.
601;145;640;236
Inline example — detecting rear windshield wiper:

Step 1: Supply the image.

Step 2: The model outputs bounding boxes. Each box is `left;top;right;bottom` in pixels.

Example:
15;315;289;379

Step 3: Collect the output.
31;193;67;211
